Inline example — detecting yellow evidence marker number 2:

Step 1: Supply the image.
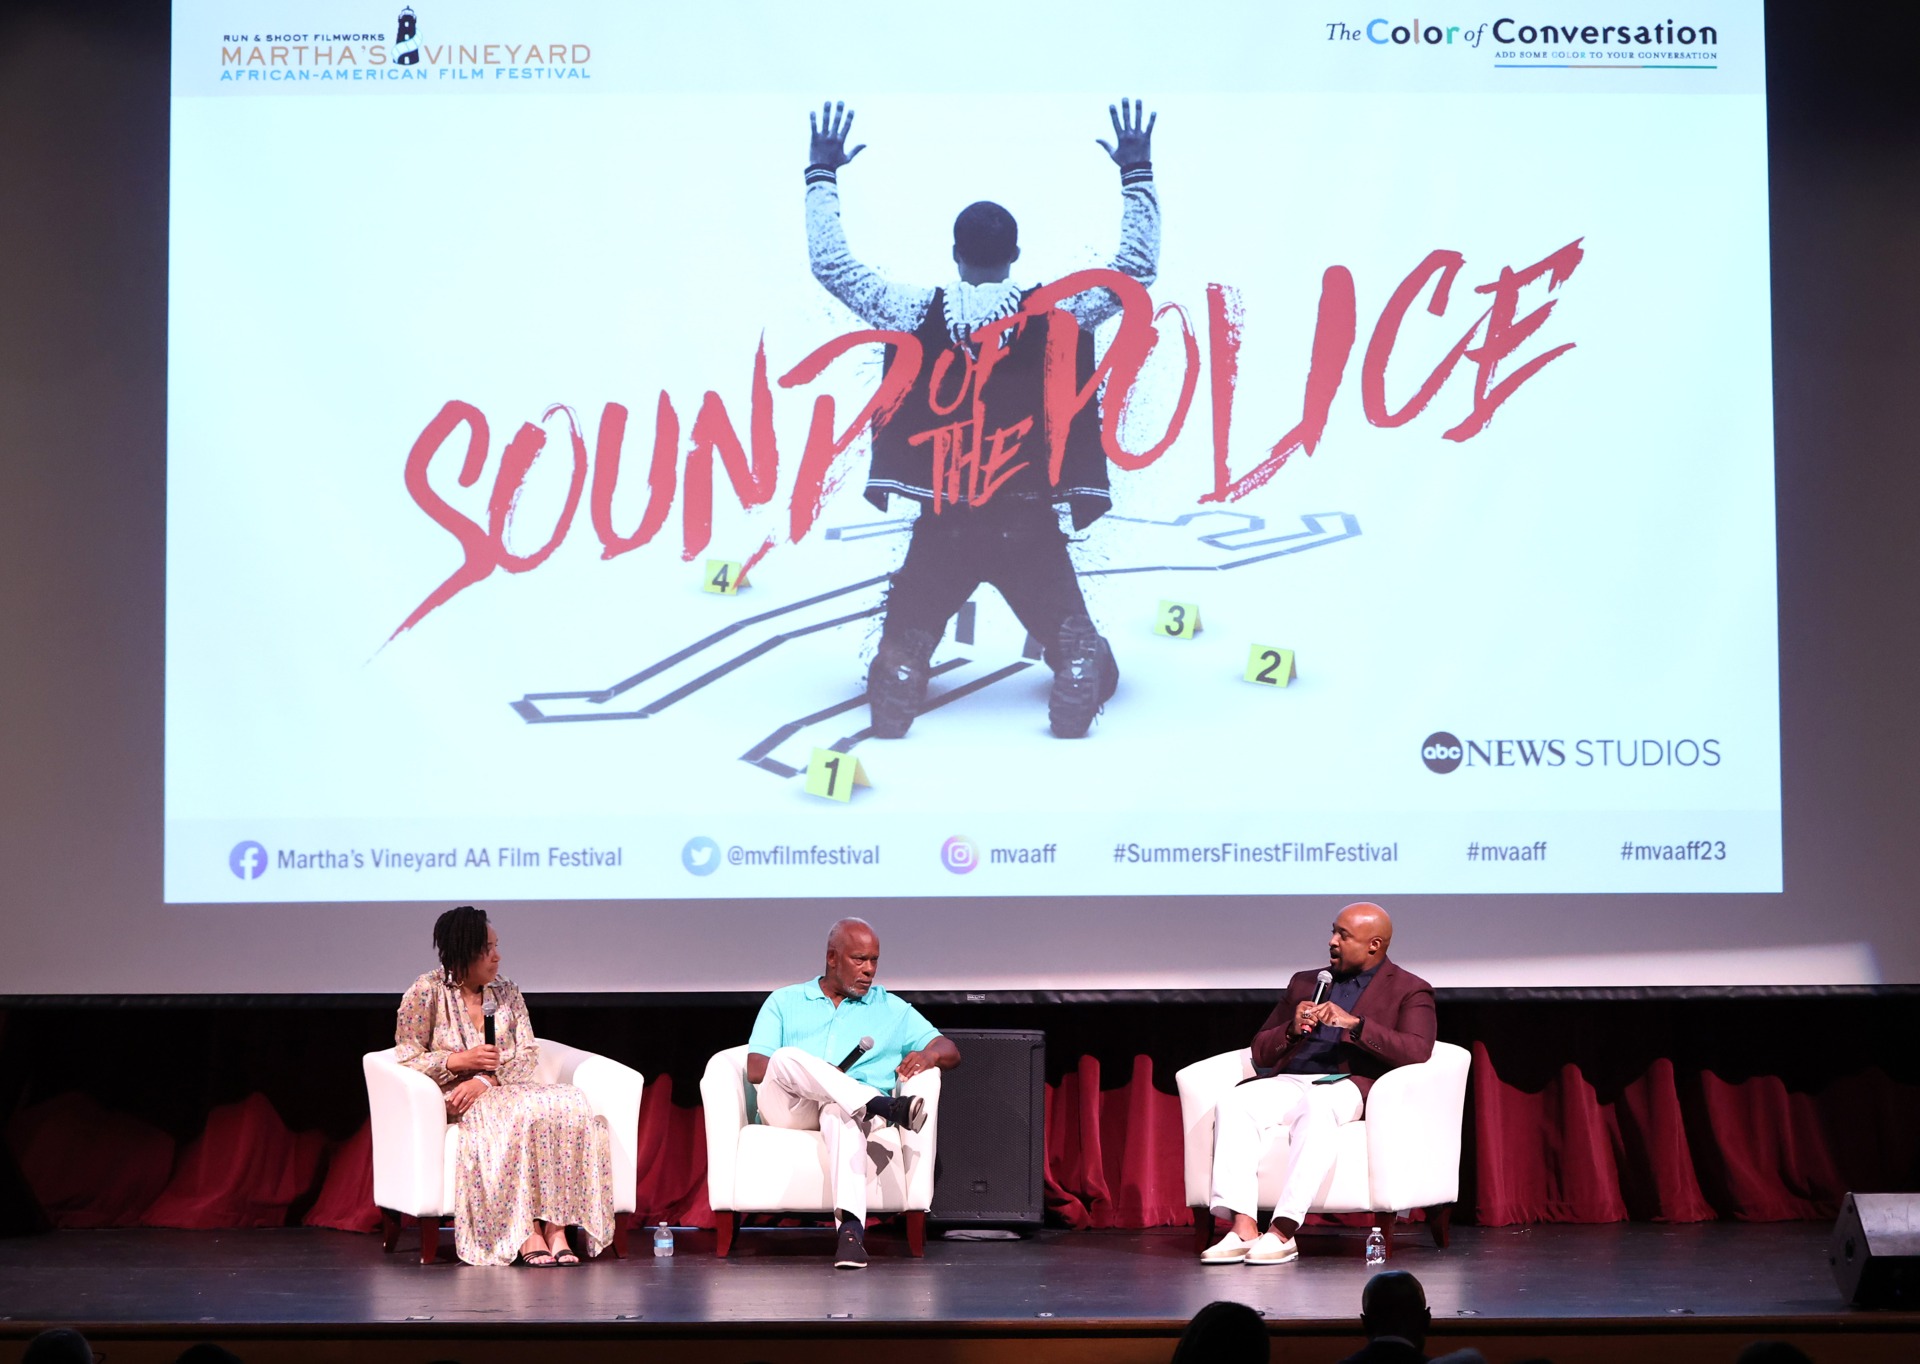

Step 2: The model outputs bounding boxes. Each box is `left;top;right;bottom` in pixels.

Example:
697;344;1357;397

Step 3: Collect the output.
1155;600;1202;638
1244;644;1297;687
804;747;871;802
704;560;744;595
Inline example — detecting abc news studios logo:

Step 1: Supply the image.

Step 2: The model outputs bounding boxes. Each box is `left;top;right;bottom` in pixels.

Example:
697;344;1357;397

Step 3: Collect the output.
1420;731;1721;773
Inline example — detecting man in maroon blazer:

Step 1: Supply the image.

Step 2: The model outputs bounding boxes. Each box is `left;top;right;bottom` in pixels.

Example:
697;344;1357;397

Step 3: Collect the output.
1200;901;1437;1264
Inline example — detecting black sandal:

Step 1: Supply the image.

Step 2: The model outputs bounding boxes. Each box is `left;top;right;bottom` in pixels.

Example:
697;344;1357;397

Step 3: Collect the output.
515;1248;558;1268
553;1244;581;1267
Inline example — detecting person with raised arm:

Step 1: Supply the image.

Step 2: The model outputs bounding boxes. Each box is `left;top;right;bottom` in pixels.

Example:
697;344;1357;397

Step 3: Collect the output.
394;905;616;1266
803;98;1161;740
1200;902;1437;1265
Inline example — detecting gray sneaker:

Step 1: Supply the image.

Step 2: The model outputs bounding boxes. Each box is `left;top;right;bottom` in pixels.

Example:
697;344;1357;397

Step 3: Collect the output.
891;1094;926;1134
863;1093;926;1135
834;1218;867;1269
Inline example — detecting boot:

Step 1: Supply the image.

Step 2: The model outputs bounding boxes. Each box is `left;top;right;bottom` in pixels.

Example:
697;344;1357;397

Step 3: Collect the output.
1048;615;1115;739
867;628;936;738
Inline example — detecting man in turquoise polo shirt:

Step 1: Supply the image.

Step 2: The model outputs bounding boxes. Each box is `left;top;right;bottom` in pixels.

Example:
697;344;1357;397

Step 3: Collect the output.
746;916;962;1269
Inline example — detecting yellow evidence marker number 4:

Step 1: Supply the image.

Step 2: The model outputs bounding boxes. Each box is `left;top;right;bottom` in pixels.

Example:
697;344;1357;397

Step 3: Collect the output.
1155;600;1202;638
804;747;871;802
1244;645;1297;687
704;559;744;595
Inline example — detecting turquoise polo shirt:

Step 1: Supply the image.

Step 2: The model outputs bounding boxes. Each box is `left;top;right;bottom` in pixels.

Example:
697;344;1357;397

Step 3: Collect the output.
747;979;940;1092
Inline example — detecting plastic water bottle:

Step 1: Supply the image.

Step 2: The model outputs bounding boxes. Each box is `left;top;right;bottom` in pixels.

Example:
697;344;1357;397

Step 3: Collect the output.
1365;1225;1386;1267
652;1221;674;1258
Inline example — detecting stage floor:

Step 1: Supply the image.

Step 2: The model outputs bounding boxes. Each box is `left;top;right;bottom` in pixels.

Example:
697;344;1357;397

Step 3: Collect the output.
1;1222;1915;1363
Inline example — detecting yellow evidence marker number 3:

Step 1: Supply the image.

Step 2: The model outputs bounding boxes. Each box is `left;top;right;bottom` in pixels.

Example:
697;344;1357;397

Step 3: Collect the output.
1155;600;1202;638
804;747;871;802
1244;645;1297;687
704;560;744;595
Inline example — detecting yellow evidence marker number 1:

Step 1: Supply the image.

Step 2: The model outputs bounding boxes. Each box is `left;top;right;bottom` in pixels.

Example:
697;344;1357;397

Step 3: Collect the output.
704;559;744;595
1155;600;1202;638
1244;644;1298;687
804;747;871;802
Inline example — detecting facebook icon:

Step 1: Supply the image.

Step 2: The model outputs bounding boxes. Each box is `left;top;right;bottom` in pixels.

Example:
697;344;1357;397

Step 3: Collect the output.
229;841;269;881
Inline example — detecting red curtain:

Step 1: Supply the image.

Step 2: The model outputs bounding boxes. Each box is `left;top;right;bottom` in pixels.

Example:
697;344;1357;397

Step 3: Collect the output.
305;1120;381;1234
141;1093;328;1229
1465;1047;1920;1225
1046;1055;1190;1229
628;1074;713;1227
7;1092;175;1228
11;1046;1918;1236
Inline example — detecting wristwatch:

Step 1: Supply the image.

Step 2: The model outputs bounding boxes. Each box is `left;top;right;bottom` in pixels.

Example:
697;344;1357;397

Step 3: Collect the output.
1348;1016;1366;1042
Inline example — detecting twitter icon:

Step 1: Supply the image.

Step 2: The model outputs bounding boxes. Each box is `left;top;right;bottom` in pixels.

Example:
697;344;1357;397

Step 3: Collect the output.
682;836;721;876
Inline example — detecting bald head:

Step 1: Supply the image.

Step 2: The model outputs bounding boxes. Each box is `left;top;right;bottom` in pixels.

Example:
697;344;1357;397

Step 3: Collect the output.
822;917;879;1002
1340;902;1392;946
827;917;875;952
1360;1270;1429;1346
1329;901;1393;975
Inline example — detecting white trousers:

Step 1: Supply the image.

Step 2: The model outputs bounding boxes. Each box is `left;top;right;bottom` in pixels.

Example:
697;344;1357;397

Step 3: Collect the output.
1209;1074;1364;1227
754;1046;885;1222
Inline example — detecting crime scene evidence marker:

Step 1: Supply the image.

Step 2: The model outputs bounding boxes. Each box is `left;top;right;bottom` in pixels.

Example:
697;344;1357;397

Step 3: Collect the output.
1155;600;1202;638
1243;644;1297;687
804;748;870;802
703;559;745;595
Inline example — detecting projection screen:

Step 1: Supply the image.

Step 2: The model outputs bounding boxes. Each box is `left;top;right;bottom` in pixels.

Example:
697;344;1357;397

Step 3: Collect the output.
15;0;1899;995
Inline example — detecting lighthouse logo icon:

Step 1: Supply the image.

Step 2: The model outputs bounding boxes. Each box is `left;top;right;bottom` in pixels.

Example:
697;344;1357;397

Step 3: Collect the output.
395;7;421;65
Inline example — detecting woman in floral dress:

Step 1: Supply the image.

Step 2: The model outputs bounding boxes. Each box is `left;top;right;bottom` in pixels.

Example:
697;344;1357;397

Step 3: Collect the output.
394;905;616;1266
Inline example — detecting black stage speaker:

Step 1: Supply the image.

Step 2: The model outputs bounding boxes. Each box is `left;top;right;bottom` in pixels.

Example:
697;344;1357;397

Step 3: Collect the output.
929;1027;1044;1225
1830;1192;1920;1308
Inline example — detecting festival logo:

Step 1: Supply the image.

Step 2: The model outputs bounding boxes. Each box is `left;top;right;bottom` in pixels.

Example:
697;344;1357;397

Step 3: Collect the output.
394;7;421;65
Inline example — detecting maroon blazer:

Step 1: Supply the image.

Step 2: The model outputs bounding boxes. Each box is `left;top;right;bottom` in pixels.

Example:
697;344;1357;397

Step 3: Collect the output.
1249;956;1437;1109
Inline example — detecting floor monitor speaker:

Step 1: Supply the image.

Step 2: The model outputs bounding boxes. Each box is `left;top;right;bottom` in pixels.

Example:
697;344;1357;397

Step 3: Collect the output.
1830;1192;1920;1308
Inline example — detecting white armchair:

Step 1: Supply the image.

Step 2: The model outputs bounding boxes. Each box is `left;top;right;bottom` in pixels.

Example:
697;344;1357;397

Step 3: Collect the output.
1175;1042;1471;1255
700;1044;941;1257
362;1040;643;1262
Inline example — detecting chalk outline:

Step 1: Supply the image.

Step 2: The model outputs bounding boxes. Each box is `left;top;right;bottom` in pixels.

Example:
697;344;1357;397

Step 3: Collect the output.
507;510;1360;774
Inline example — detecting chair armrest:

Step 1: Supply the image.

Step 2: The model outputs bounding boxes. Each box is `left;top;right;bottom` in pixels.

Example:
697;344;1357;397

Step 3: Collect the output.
542;1040;644;1214
1174;1049;1255;1209
898;1064;943;1210
362;1048;450;1216
700;1046;752;1211
534;1037;584;1086
1362;1040;1471;1211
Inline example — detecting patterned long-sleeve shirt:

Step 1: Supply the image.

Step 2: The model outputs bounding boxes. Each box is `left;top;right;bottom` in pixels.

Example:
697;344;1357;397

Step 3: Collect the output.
395;971;540;1091
805;162;1161;336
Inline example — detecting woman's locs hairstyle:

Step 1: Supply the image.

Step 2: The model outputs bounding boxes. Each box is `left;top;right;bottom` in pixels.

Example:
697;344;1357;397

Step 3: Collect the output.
433;904;490;986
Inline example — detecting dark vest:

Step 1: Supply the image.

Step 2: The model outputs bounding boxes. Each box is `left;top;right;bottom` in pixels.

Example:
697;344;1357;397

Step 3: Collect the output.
865;287;1111;517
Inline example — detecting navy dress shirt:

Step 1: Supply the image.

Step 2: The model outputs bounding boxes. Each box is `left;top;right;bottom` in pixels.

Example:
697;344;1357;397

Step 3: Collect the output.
1278;962;1381;1075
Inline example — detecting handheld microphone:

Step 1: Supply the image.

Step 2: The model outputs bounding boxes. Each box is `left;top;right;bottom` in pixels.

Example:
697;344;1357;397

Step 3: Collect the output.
482;993;497;1047
1312;969;1333;1007
836;1036;874;1072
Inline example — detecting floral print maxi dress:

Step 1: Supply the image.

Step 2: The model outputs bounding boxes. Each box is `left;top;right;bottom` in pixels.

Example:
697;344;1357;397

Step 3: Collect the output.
394;971;617;1265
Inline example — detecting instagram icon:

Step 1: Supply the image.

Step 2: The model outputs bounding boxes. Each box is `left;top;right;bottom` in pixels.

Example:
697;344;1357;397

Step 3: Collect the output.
940;836;979;874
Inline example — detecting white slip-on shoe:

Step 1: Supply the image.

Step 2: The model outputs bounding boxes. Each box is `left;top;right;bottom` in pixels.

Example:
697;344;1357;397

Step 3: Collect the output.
1245;1230;1300;1264
1200;1230;1254;1264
